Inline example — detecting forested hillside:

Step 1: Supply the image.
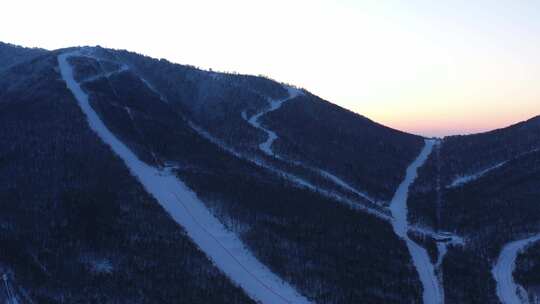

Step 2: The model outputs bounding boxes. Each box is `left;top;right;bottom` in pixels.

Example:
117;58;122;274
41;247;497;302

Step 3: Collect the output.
1;42;540;303
0;50;252;303
0;42;46;71
407;120;540;303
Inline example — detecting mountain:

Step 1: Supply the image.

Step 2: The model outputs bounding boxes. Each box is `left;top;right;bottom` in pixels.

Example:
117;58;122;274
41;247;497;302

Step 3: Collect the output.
407;117;540;303
0;42;46;71
0;42;539;303
0;48;252;303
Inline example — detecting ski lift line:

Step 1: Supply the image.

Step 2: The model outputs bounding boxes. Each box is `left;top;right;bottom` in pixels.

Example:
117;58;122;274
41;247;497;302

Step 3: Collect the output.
82;53;163;168
169;191;296;304
123;106;162;167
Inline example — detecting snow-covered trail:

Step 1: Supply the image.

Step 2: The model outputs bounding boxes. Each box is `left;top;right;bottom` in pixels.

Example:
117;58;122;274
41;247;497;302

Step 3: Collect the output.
243;89;377;204
245;87;302;157
492;235;540;304
203;104;459;241
315;168;376;204
447;161;507;188
390;139;443;304
58;51;312;304
128;54;460;244
447;148;540;188
189;120;393;224
81;64;129;83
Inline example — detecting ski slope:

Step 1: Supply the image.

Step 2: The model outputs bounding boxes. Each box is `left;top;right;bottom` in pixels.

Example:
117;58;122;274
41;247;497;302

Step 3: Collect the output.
94;51;390;223
493;235;540;304
245;87;302;157
315;168;376;204
188;119;392;221
58;51;312;304
102;51;459;245
208;94;458;241
243;88;378;204
82;64;129;83
448;161;507;188
448;148;540;188
94;49;459;255
389;139;443;304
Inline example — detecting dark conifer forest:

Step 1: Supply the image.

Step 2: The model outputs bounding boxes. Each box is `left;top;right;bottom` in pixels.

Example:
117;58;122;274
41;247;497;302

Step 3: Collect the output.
1;42;539;303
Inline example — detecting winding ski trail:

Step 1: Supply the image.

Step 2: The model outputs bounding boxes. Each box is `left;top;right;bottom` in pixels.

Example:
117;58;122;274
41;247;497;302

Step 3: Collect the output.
493;235;540;304
389;139;443;304
245;87;302;157
200;87;459;243
243;89;377;204
58;51;312;304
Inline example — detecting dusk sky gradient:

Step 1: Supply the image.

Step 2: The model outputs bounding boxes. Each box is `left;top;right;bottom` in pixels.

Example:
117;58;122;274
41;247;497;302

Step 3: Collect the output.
2;0;539;136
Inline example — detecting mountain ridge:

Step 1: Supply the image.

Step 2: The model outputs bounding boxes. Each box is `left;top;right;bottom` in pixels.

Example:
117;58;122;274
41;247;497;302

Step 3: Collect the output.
2;41;539;138
1;42;539;303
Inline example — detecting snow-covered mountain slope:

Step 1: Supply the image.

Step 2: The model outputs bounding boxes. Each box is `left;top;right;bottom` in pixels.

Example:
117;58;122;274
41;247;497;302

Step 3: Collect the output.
260;92;425;203
0;51;254;303
59;50;311;304
113;49;425;204
2;43;539;304
241;86;379;205
63;46;424;303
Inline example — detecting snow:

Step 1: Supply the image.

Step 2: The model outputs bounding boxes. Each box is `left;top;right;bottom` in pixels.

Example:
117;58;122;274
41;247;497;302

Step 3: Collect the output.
58;51;312;304
316;168;377;204
2;274;19;304
188;120;392;221
196;101;464;241
88;259;114;274
436;242;448;269
80;62;129;83
492;235;540;304
389;139;444;304
139;76;168;102
133;65;390;220
245;86;302;157
448;147;540;188
243;87;378;204
448;161;507;188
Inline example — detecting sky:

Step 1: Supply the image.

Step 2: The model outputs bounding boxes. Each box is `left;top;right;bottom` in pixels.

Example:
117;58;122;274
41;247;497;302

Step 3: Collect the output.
2;0;540;136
